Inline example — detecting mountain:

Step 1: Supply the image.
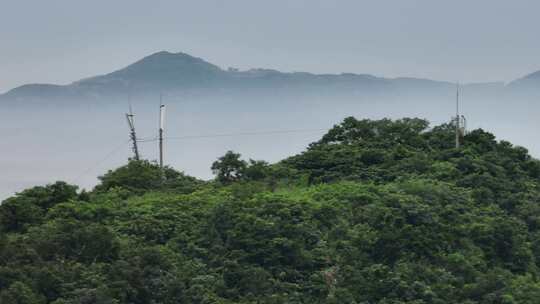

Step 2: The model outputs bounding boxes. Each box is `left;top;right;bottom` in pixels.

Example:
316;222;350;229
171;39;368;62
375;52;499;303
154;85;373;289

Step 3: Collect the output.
75;51;227;90
507;70;540;98
2;51;228;101
3;51;523;103
510;70;540;85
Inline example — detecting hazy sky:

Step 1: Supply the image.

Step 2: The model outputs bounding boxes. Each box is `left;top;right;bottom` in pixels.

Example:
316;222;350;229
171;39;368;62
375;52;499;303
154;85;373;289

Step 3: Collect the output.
1;0;539;93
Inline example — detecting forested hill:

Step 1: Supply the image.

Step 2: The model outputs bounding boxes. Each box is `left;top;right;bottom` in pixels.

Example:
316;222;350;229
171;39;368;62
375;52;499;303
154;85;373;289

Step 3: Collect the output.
2;117;540;303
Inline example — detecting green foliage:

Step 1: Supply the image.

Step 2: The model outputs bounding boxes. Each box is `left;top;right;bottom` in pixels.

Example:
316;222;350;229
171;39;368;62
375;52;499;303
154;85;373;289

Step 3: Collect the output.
284;117;540;213
211;151;291;189
211;150;247;184
0;181;78;232
95;159;203;195
2;117;540;303
0;281;45;304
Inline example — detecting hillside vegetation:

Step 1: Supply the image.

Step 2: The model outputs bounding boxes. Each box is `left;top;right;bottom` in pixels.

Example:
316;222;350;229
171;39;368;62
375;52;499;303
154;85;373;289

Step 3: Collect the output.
2;117;540;303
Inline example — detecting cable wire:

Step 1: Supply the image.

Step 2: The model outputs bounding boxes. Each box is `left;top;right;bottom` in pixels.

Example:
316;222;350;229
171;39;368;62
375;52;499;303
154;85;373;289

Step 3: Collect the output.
137;137;158;143
72;128;328;182
73;139;130;182
166;128;328;140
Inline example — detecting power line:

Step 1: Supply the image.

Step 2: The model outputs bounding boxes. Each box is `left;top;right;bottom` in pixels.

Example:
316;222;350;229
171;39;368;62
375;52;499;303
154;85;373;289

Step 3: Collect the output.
134;128;328;143
73;128;328;182
137;137;158;143
166;128;328;140
73;139;130;183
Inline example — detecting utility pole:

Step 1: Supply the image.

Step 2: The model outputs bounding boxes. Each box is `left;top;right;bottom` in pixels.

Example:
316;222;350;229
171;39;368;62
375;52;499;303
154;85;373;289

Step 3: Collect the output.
455;83;460;149
126;102;140;160
159;94;165;169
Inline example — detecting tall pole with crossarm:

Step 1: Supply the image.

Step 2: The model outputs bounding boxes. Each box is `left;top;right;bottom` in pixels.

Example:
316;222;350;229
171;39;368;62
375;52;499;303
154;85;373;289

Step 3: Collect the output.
455;83;460;149
159;94;165;169
126;102;140;160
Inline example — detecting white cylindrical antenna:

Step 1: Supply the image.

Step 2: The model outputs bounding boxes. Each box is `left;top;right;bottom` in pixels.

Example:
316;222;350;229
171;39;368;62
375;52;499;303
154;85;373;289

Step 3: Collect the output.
160;104;166;130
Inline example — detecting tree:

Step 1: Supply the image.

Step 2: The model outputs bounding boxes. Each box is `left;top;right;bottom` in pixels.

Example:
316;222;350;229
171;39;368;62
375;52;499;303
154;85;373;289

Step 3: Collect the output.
95;160;202;195
211;151;247;184
0;181;78;232
244;160;270;181
0;281;45;304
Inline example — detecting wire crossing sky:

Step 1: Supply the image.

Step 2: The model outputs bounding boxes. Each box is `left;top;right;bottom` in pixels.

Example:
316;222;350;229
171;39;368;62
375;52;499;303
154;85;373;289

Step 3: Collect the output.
1;0;540;93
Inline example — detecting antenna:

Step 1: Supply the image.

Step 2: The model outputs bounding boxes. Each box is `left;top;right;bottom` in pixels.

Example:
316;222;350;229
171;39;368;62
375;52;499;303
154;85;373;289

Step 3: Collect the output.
454;83;468;149
455;83;460;149
158;94;165;169
126;97;140;160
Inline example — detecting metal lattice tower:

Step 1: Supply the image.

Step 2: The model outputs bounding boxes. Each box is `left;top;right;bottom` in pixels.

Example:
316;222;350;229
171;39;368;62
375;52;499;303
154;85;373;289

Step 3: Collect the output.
126;102;140;160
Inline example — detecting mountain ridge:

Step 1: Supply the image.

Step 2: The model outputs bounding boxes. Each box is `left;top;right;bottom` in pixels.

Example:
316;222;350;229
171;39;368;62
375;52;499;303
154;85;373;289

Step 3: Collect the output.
4;50;532;101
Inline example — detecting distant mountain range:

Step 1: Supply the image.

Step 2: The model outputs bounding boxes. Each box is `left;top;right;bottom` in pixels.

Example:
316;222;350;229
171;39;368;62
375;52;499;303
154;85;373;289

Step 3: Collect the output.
2;51;539;103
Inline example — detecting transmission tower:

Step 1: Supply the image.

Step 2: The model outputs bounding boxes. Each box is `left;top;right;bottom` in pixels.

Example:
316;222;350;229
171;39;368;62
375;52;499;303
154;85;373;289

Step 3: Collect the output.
126;103;140;160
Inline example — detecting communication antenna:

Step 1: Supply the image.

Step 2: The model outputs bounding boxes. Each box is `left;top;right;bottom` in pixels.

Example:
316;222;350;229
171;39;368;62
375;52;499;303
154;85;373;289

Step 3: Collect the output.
159;94;165;169
454;83;467;149
125;97;140;160
455;83;460;148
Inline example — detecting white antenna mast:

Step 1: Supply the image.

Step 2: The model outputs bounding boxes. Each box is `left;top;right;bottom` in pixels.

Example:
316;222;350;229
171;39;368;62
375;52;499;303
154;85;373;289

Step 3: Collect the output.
455;83;460;149
454;83;467;148
159;94;165;169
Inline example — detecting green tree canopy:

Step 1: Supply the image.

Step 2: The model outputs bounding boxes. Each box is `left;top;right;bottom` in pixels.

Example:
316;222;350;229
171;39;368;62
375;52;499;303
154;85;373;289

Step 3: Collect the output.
95;159;203;195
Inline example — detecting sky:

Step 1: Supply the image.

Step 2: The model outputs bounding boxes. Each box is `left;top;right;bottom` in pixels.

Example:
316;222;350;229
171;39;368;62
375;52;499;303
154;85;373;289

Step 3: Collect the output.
1;0;540;93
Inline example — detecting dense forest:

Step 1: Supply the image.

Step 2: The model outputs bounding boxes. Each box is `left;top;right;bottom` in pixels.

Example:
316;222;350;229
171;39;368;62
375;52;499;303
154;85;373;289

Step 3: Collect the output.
2;117;540;303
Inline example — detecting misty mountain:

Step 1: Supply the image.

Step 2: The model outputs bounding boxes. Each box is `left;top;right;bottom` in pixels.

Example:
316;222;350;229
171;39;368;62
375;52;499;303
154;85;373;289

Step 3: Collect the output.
510;70;540;86
4;51;535;103
506;70;540;99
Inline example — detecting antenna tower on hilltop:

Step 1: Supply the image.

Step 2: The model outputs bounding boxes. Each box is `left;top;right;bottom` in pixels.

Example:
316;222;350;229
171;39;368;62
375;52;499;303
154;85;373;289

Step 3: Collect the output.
454;83;467;148
159;94;166;169
126;99;140;160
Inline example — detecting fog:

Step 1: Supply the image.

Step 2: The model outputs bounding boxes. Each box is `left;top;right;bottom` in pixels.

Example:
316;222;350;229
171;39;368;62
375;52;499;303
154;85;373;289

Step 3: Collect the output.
2;1;540;199
2;85;539;200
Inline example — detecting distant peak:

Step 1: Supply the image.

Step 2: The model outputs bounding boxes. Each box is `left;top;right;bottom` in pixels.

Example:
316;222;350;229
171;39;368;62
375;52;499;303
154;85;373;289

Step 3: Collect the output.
152;50;173;56
141;50;200;61
117;50;223;74
523;70;540;80
507;69;540;87
72;51;225;87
